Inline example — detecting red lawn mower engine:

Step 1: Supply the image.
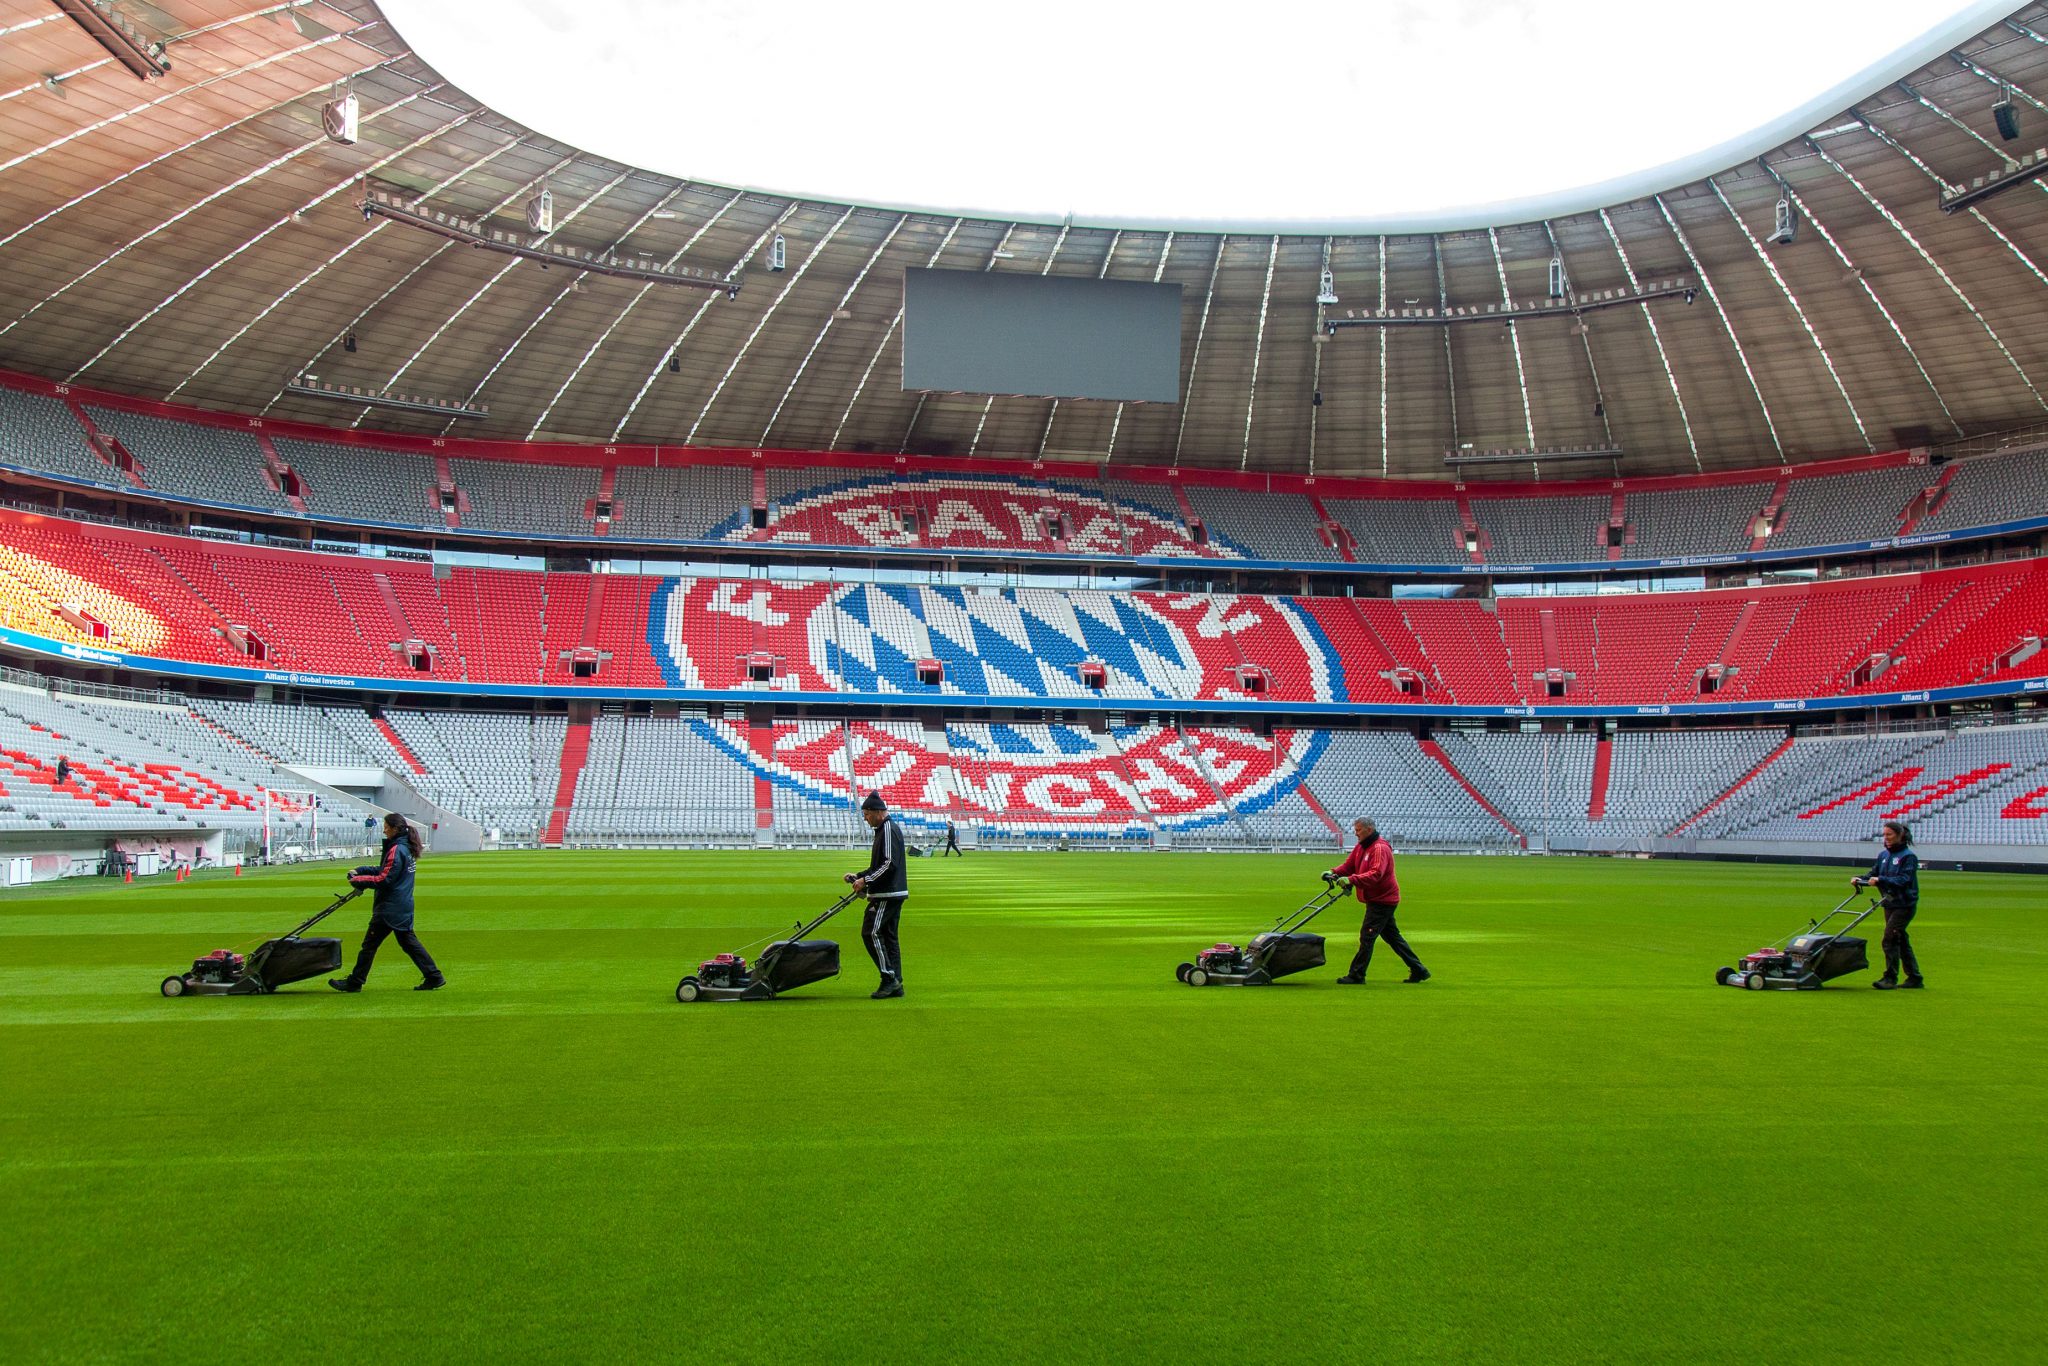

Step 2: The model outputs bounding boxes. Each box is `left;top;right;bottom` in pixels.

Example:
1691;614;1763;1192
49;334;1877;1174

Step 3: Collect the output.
1196;943;1247;975
697;952;751;990
189;949;245;986
1741;947;1789;975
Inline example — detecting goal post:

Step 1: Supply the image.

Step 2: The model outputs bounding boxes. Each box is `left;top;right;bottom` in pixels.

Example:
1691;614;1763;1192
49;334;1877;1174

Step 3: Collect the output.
261;787;319;863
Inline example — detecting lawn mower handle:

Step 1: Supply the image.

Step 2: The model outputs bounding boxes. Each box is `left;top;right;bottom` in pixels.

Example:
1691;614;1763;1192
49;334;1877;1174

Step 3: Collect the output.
788;888;864;941
1272;881;1348;936
1790;896;1877;949
286;885;365;940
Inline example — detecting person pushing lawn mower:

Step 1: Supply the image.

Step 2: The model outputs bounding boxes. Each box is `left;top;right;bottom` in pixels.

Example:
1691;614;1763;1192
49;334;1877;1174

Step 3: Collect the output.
1855;819;1925;990
846;791;907;999
330;814;445;993
1329;817;1430;985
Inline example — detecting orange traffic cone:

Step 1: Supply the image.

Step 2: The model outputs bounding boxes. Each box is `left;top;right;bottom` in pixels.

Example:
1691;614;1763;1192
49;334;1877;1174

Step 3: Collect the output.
233;865;241;877
124;868;133;884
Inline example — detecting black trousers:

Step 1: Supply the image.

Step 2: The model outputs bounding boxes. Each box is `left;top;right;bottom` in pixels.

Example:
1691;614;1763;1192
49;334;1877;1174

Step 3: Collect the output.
1881;901;1922;982
862;897;904;984
1349;900;1425;979
944;834;961;856
346;918;441;984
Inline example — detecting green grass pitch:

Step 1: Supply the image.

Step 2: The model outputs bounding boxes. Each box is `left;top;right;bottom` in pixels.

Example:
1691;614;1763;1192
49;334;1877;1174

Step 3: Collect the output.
2;851;2042;1363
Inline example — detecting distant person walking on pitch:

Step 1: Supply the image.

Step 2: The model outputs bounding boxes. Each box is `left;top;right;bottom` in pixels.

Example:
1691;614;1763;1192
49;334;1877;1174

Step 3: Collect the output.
944;820;962;856
846;791;907;998
330;813;445;992
1856;819;1923;990
1329;818;1429;984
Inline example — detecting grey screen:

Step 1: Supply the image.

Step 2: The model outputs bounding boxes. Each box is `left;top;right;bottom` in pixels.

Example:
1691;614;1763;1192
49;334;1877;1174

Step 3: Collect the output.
901;268;1182;404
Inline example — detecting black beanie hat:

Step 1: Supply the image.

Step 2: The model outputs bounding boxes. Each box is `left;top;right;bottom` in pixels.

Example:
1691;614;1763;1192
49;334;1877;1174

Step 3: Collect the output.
861;791;887;813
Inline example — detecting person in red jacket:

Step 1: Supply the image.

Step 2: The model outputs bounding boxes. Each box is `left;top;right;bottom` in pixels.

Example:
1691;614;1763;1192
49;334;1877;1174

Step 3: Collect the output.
1327;817;1430;985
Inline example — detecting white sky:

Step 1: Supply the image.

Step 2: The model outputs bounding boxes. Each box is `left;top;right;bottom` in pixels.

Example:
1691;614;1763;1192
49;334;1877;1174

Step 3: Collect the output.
378;0;1997;229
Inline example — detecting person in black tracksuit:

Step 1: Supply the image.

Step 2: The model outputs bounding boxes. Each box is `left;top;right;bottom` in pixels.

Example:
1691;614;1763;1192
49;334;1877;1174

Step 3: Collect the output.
944;821;961;857
330;813;444;992
846;791;907;999
1855;819;1923;990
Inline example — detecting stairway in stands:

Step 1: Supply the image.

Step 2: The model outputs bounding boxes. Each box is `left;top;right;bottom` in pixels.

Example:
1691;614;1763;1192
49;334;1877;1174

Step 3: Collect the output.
1669;734;1795;835
370;711;428;776
542;718;592;847
1418;735;1525;847
1587;732;1613;821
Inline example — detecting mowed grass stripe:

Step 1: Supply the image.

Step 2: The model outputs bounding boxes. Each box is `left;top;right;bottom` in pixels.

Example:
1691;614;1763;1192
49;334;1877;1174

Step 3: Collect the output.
2;851;2042;1363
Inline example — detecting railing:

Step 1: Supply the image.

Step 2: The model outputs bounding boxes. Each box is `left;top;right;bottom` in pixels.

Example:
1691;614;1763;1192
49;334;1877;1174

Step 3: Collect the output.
0;660;179;705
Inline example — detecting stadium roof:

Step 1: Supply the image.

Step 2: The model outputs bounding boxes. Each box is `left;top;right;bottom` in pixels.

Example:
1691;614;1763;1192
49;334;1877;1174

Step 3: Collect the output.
1;0;2047;479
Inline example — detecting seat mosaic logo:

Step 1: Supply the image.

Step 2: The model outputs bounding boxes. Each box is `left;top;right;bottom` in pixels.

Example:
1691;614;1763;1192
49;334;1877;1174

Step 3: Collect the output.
649;581;1344;704
717;475;1235;558
691;718;1326;833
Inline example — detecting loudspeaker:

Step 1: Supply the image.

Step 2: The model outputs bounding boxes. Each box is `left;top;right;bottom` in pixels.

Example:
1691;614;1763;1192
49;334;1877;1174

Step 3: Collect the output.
1994;100;2019;142
322;91;358;145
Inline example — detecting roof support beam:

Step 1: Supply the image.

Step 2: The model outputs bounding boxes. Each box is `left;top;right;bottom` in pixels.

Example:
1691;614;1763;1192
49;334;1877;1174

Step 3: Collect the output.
353;166;635;427
762;215;910;448
1377;236;1389;475
1653;194;1784;459
1307;236;1331;475
687;204;857;444
1542;220;1613;449
250;136;536;414
1432;237;1459;450
446;183;695;434
1171;238;1226;467
1598;208;1699;470
1486;227;1539;466
1804;134;2048;412
167;105;493;398
56;84;457;381
1239;234;1280;472
1857;106;2048;290
0;75;440;343
1759;157;1961;438
612;200;799;442
532;190;744;439
1705;175;1871;450
829;218;965;451
0;55;401;254
271;152;577;417
0;3;360;166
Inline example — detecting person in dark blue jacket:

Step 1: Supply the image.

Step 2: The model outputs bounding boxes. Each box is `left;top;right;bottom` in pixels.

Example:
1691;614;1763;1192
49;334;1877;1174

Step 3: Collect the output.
1853;819;1923;990
330;814;444;992
846;791;907;999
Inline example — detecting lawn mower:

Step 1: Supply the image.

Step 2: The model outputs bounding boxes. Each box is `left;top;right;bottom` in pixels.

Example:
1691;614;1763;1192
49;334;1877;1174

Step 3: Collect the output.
1715;892;1875;991
675;889;859;1003
160;887;360;997
1175;878;1348;987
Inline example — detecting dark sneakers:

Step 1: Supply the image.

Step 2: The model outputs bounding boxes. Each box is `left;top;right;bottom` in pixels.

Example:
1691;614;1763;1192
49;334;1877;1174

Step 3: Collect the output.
1404;970;1433;984
1873;978;1926;990
1334;975;1365;985
870;980;904;999
415;977;447;992
327;978;361;993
